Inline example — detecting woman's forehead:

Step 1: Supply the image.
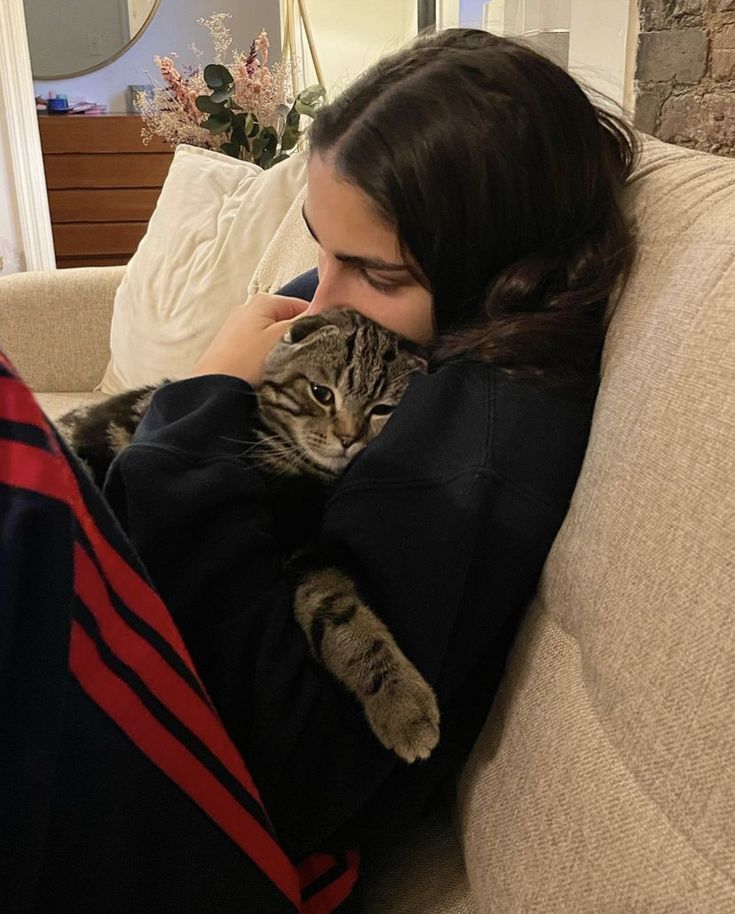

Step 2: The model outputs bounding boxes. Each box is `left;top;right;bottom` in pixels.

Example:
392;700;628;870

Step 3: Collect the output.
305;154;403;262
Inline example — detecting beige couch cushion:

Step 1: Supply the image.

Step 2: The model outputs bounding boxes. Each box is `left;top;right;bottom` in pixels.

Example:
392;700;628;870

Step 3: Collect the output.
36;391;110;421
362;806;478;914
0;266;123;392
458;136;735;912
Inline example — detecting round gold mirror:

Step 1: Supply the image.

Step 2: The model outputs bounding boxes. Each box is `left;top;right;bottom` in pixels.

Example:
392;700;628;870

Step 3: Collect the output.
24;0;160;80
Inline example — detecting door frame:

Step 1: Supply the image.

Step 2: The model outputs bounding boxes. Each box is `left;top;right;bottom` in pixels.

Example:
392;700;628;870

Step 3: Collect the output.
0;0;55;271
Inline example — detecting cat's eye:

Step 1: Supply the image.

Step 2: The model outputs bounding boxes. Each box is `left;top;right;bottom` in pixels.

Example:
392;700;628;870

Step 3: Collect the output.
370;403;394;417
310;384;334;406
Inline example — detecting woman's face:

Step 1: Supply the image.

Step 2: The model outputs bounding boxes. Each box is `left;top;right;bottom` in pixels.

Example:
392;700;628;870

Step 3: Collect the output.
302;153;435;345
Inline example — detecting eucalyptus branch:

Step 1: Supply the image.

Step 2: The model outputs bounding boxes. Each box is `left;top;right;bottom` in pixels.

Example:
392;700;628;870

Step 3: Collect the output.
196;64;325;169
138;19;325;169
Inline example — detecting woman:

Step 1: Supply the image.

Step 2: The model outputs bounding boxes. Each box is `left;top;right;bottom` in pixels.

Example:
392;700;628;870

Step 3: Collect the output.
1;28;636;913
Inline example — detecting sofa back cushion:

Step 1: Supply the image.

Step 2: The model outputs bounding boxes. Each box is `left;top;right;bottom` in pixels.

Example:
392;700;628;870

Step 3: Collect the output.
457;136;735;912
247;185;318;297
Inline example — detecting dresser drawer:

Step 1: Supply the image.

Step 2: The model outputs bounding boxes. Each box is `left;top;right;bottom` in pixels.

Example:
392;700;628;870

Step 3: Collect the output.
48;188;161;223
44;153;173;189
52;222;148;257
39;115;170;154
39;115;174;268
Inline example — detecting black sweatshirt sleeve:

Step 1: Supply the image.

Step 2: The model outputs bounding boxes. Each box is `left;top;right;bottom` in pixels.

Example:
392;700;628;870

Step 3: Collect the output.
102;364;595;860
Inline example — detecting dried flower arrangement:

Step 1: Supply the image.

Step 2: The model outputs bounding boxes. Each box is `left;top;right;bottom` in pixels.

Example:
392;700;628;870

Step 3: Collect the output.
138;13;325;169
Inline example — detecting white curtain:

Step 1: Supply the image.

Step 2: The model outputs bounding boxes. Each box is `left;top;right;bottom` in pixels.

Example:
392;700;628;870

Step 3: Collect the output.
482;0;571;67
481;0;635;110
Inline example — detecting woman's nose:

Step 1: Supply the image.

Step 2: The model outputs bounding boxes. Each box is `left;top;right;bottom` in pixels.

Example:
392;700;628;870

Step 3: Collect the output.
307;255;348;315
307;283;333;315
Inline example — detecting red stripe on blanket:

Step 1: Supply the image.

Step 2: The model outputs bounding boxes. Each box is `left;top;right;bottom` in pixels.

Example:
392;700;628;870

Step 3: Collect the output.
0;372;204;687
298;852;344;889
74;541;263;801
2;360;360;913
0;425;265;811
300;850;360;914
61;455;268;811
69;620;300;908
0;436;193;681
67;473;196;665
0;384;196;688
0;439;68;502
0;429;273;841
0;375;58;443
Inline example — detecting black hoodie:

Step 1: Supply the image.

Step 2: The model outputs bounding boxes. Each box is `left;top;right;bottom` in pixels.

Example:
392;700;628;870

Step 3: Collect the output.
103;270;598;862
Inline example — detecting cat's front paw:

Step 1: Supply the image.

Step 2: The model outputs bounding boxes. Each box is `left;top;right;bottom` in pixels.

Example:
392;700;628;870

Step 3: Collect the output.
364;673;440;763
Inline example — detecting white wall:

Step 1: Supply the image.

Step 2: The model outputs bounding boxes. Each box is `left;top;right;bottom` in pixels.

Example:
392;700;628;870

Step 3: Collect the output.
502;0;571;32
489;0;571;69
31;0;281;112
463;0;634;110
292;0;417;98
568;0;633;111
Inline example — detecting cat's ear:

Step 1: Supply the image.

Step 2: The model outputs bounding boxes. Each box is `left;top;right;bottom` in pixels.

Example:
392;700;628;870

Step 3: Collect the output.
283;314;331;345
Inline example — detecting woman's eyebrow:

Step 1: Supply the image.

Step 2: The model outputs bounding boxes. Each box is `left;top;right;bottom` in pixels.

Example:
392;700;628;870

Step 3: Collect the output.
301;204;409;272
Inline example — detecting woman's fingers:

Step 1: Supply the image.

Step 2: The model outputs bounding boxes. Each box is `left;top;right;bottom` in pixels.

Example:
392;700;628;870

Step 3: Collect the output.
253;294;310;322
188;292;312;385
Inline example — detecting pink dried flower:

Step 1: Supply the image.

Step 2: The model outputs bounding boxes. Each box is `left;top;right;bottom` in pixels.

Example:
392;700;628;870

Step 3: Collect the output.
154;55;200;121
255;30;269;65
140;16;313;165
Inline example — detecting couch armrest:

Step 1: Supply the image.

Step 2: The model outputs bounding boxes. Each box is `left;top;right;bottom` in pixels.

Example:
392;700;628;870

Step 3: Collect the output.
0;266;125;392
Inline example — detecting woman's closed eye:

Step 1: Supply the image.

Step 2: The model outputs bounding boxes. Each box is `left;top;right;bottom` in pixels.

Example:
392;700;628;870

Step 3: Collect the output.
360;269;402;295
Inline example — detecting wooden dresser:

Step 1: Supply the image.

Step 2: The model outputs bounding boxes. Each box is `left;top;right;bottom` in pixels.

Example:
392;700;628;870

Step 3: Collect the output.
38;115;174;269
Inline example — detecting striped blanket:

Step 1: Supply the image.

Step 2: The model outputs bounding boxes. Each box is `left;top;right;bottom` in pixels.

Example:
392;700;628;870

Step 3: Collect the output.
0;352;358;913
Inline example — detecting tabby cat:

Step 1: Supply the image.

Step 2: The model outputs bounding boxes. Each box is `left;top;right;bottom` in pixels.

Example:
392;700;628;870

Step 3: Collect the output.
57;309;439;763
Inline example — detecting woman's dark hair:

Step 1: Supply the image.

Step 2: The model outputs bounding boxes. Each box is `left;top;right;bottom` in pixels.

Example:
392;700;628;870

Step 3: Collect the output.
308;28;639;384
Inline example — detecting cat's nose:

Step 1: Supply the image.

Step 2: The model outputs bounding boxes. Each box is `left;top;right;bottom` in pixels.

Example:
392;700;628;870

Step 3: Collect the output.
337;434;357;449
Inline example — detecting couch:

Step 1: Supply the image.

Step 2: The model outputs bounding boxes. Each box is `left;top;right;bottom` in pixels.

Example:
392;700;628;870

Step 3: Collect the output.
1;134;733;913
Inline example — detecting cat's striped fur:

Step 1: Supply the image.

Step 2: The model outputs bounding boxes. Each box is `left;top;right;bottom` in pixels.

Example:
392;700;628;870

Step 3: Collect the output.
57;309;440;762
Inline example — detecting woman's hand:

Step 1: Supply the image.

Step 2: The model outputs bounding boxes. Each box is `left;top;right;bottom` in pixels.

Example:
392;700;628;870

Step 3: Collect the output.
189;293;309;386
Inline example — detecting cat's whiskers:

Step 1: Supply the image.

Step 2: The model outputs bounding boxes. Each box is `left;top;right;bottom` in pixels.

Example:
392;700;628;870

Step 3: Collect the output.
218;434;251;445
389;366;422;386
258;437;308;459
218;433;301;460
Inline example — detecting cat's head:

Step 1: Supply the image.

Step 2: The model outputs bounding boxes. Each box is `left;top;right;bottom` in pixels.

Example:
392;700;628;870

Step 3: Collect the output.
256;309;427;477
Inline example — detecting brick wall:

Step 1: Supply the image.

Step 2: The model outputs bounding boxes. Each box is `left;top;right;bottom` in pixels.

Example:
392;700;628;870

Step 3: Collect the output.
635;1;735;157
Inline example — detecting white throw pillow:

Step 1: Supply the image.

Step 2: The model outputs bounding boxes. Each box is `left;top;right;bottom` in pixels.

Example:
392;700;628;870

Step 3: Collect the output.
98;145;308;394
